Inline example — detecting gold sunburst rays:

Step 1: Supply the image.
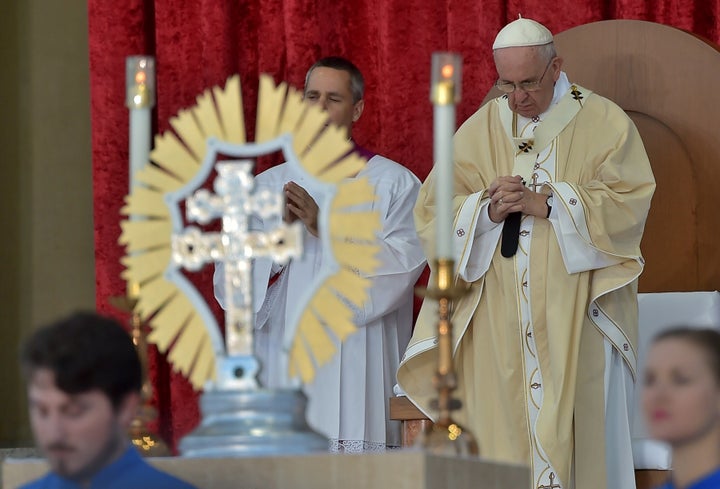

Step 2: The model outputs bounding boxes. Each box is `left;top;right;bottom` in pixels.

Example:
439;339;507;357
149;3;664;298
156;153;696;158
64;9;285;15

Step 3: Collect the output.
120;74;247;389
287;203;382;383
120;73;381;389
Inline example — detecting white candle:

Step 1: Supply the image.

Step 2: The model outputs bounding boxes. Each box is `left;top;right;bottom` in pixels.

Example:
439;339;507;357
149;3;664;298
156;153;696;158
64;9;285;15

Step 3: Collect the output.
430;54;462;260
126;56;155;298
434;101;454;258
126;56;155;191
129;108;152;188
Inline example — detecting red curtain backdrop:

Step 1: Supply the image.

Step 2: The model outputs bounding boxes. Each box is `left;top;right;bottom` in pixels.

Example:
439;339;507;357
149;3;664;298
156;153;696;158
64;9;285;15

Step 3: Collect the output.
88;0;720;450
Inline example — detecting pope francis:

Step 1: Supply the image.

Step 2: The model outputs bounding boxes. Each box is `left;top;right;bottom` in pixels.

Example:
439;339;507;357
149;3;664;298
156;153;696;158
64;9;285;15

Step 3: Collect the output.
398;17;656;489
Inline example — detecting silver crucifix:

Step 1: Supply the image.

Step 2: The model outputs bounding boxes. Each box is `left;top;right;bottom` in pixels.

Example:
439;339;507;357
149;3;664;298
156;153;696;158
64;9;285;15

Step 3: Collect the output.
171;159;302;386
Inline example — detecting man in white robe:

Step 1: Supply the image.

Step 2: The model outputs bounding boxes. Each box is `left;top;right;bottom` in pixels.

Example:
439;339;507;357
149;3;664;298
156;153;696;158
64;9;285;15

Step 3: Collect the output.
397;18;655;489
217;57;426;452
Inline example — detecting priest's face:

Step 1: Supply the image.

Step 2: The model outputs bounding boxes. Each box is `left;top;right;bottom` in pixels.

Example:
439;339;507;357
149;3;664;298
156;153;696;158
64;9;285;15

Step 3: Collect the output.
494;46;561;118
642;337;720;448
28;368;136;484
304;67;364;138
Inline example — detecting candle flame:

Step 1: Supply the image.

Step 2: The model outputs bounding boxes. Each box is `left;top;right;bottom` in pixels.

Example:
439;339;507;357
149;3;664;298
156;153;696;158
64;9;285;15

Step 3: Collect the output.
135;71;147;84
441;64;454;79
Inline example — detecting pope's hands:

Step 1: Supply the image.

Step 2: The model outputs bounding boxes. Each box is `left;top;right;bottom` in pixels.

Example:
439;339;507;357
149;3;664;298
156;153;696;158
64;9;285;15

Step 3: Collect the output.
284;181;319;237
488;175;548;223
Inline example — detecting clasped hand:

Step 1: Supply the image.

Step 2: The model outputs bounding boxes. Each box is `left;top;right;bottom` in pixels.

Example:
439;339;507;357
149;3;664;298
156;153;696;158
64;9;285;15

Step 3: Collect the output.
488;175;547;223
284;181;319;237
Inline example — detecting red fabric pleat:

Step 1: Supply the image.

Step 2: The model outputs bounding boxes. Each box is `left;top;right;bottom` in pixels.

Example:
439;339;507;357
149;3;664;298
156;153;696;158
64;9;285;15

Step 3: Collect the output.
89;0;720;450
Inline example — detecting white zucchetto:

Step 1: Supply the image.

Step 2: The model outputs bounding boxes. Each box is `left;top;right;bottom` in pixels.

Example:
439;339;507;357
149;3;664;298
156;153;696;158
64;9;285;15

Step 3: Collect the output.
493;17;553;50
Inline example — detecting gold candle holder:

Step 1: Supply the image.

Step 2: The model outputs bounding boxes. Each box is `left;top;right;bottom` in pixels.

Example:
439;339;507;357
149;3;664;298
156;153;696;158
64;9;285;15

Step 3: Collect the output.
415;258;478;456
109;286;171;457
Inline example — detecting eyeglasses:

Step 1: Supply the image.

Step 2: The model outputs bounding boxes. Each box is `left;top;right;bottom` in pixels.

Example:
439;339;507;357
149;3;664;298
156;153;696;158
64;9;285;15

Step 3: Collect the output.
495;58;554;94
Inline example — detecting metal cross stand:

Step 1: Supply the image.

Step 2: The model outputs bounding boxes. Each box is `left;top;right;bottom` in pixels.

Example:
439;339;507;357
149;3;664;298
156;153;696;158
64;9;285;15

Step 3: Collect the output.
173;137;328;456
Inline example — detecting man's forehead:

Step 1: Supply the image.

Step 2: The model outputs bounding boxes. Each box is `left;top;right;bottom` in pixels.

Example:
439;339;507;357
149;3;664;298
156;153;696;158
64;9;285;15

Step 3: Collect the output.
306;67;352;92
28;369;99;403
28;382;73;407
495;48;543;76
29;368;57;388
495;46;542;64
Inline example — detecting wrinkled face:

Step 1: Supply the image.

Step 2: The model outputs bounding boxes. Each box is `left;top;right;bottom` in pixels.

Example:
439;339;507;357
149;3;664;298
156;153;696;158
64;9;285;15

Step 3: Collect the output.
494;46;561;118
642;338;720;447
304;66;364;138
28;369;136;483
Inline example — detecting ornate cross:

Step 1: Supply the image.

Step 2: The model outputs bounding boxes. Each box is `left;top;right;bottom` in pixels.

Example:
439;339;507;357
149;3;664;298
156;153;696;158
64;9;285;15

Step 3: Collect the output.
172;160;302;357
529;172;541;192
538;472;561;489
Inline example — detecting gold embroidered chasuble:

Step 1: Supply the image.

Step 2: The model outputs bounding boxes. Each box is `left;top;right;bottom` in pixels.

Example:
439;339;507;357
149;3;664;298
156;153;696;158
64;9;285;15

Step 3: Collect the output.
398;85;655;489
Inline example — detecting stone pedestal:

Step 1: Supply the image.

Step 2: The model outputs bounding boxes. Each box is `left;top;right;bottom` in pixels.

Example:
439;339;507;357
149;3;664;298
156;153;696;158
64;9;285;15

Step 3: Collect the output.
389;396;670;489
0;448;38;489
3;451;528;489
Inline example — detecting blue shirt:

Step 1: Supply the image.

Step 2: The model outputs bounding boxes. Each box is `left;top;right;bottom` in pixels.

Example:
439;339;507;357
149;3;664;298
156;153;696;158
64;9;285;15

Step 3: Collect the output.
20;446;197;489
656;467;720;489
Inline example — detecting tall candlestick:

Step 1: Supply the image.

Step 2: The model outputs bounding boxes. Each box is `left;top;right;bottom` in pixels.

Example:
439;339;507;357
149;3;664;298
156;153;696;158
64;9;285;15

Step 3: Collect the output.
120;56;168;456
430;53;462;259
418;53;477;457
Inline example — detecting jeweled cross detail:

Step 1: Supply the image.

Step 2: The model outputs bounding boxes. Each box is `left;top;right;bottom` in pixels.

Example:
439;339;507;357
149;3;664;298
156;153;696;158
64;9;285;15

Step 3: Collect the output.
171;160;302;356
530;173;541;192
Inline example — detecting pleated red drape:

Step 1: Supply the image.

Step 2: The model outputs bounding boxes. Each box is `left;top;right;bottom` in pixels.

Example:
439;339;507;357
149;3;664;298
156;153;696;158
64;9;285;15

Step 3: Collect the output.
88;0;720;450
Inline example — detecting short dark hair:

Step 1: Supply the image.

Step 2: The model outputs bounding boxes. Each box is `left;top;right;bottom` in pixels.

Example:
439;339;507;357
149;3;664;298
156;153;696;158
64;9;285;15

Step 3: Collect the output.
20;312;142;409
304;56;365;103
652;327;720;384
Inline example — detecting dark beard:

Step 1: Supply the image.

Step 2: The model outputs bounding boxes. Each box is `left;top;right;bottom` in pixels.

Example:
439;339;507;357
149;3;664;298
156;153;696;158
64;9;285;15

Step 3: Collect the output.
56;431;125;486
